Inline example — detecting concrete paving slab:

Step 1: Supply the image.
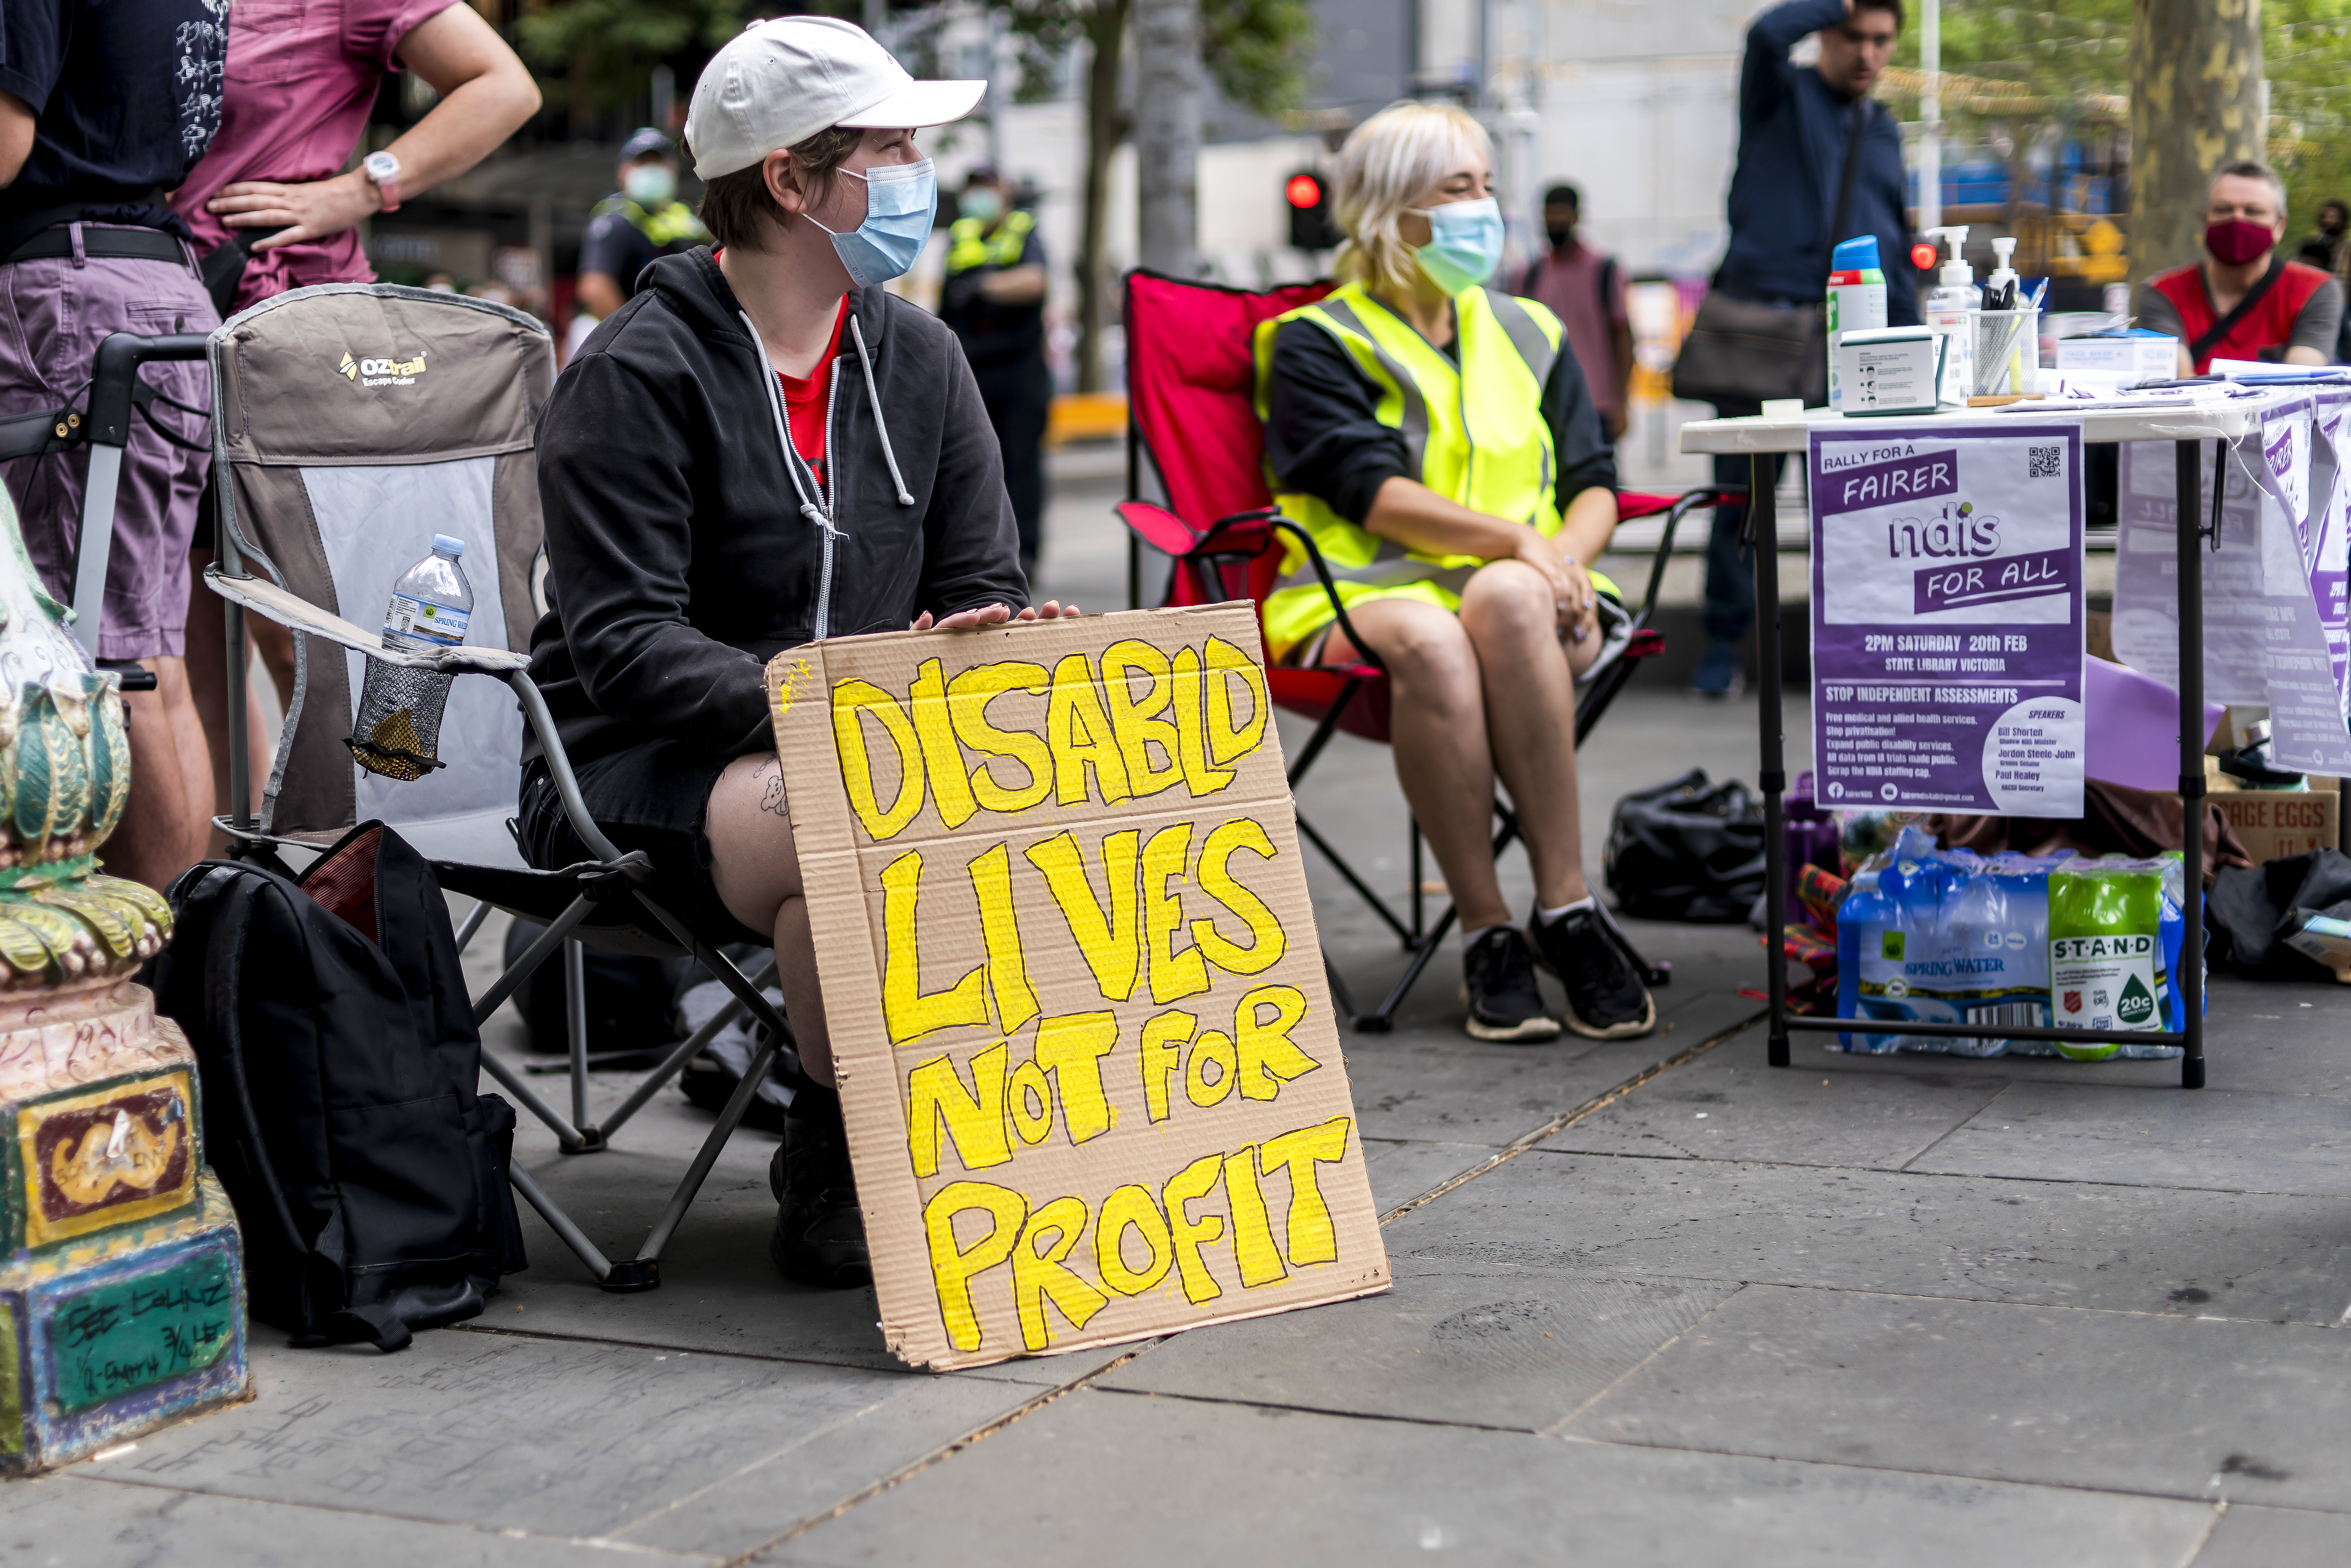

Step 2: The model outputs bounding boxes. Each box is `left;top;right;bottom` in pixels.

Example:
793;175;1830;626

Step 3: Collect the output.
2192;1502;2348;1565
1387;1150;2351;1325
82;1324;995;1542
1097;1257;1735;1429
1909;1080;2351;1196
8;1475;685;1566
599;1376;1052;1559
767;1387;2213;1568
1564;1284;2351;1511
1340;988;1764;1147
1547;1025;2013;1169
1359;1138;1493;1211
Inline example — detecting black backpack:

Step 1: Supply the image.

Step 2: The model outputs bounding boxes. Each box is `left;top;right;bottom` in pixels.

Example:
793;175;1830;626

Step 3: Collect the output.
148;821;526;1350
1604;769;1769;924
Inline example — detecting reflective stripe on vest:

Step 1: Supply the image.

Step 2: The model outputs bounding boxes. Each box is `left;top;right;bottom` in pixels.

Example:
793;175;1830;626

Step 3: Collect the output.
591;196;710;248
1250;282;1565;656
947;210;1035;274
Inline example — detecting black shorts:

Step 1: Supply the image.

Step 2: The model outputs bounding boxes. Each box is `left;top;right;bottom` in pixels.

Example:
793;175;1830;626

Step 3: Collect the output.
516;738;768;949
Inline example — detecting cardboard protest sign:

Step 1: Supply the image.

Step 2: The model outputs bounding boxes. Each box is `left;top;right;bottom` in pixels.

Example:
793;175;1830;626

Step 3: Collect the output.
766;603;1389;1371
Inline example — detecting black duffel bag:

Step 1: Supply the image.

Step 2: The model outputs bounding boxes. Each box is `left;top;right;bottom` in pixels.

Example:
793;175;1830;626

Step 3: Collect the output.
1605;769;1768;923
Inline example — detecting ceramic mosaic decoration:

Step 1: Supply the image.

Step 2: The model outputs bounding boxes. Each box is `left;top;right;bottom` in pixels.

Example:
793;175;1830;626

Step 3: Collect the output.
0;492;248;1474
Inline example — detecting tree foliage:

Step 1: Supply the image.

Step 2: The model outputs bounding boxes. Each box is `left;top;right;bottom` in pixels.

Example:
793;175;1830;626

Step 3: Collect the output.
515;0;754;113
1892;0;2351;229
999;0;1311;117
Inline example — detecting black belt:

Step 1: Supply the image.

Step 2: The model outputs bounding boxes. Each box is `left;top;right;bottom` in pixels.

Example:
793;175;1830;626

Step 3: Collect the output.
2;226;187;266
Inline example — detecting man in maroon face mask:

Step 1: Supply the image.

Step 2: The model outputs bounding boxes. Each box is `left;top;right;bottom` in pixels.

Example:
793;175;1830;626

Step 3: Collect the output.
2139;160;2343;376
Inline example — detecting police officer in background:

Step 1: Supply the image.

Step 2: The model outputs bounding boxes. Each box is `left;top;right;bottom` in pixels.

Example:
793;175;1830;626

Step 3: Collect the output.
939;165;1050;572
575;128;710;321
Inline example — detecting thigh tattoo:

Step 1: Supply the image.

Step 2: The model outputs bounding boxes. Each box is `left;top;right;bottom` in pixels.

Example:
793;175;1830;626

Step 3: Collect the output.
756;756;789;821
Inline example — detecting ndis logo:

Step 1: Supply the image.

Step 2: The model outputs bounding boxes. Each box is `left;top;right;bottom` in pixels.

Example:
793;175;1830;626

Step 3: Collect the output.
339;350;427;388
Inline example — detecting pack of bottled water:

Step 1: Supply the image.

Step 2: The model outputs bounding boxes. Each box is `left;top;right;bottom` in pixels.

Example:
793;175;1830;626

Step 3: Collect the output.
1834;826;2191;1060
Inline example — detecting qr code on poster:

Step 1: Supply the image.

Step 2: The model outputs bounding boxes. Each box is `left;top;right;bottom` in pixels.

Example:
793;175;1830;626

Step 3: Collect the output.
2029;445;2062;478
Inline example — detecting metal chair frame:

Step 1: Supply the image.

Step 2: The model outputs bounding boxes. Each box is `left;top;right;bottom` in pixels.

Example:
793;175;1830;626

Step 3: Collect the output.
197;289;801;1293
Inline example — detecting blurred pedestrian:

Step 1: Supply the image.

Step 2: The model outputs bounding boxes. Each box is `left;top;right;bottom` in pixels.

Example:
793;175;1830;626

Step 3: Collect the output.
1693;0;1912;702
2296;197;2347;271
576;127;709;322
939;165;1049;574
0;0;226;890
168;0;538;833
1513;183;1634;444
2140;161;2339;376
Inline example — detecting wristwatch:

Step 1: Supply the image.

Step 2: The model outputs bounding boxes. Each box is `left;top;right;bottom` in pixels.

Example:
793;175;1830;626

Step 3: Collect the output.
362;151;402;214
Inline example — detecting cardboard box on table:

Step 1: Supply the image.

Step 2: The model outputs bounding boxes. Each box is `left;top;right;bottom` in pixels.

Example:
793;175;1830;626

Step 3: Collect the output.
767;603;1389;1371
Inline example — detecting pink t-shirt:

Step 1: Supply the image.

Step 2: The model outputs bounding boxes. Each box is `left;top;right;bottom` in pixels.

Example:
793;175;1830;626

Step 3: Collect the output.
171;0;458;314
1515;242;1630;420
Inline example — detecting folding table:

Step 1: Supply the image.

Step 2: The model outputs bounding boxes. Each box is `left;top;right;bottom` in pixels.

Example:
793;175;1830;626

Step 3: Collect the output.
1679;396;2292;1090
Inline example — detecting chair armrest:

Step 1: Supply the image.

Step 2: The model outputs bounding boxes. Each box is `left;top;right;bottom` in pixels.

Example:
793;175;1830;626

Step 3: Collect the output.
205;565;528;675
1265;517;1385;674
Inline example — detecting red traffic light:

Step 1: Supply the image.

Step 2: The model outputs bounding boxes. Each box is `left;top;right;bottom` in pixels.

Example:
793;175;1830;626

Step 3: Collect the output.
1910;241;1939;271
1286;173;1322;210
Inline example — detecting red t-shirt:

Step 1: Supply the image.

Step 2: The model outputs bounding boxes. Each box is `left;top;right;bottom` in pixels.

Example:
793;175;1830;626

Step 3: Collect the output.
2148;260;2333;373
779;298;850;478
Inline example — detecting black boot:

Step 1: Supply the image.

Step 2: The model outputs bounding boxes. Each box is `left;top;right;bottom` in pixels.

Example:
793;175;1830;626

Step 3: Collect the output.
769;1085;871;1289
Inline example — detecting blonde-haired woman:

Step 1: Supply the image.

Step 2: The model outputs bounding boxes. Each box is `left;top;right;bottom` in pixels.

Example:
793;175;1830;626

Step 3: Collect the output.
1254;100;1652;1043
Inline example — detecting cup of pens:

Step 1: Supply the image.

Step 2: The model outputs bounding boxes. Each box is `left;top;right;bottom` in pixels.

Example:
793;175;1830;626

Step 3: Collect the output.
1974;306;2040;396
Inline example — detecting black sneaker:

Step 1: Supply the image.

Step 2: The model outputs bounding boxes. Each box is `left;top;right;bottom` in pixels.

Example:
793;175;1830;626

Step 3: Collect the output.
769;1086;872;1289
1528;904;1657;1040
1458;926;1561;1043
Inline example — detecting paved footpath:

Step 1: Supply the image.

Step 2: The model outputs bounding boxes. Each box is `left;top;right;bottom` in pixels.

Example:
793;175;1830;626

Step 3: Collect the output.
8;467;2348;1564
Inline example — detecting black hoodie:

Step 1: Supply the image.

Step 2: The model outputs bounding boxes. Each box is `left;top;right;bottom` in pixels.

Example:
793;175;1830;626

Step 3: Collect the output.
527;247;1029;769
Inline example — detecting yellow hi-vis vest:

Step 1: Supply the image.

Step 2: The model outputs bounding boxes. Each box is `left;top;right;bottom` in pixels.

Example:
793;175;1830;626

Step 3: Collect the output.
946;209;1035;274
1251;281;1581;662
590;195;709;248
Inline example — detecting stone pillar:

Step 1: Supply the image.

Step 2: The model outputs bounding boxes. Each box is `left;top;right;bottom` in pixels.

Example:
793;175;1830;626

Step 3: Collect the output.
0;492;248;1475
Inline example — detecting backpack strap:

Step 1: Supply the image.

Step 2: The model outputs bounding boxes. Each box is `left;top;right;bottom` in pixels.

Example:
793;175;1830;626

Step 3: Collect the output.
2190;258;2289;366
205;874;308;1259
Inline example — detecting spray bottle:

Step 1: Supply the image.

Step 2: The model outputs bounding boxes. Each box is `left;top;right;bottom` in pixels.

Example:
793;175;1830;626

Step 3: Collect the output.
1923;225;1977;406
1826;235;1888;414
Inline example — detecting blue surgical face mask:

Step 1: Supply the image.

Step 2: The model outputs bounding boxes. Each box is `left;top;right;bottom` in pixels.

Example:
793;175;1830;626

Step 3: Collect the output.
623;164;677;207
808;158;938;287
959;187;1004;224
1412;196;1504;294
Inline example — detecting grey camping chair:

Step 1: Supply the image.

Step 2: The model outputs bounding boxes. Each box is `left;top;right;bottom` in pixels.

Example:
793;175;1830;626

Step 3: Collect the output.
201;283;798;1291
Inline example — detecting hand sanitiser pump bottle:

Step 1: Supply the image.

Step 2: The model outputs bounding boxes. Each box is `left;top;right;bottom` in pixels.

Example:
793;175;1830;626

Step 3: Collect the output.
1826;235;1888;414
1923;226;1977;407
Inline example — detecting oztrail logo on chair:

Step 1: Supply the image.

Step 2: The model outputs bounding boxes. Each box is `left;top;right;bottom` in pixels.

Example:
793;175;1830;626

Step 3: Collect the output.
337;349;427;386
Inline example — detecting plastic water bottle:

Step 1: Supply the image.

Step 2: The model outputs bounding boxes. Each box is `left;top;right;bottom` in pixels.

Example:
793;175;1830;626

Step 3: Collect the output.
382;534;474;654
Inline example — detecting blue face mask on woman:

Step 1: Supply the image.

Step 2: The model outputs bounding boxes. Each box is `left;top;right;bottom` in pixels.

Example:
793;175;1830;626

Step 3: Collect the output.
809;158;939;287
1412;196;1504;294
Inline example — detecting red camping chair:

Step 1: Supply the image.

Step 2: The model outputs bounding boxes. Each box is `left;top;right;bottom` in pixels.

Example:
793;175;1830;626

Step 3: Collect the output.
1114;269;1742;1032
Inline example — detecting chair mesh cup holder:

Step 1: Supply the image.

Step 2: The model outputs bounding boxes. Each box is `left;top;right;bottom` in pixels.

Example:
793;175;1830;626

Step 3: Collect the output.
346;655;452;780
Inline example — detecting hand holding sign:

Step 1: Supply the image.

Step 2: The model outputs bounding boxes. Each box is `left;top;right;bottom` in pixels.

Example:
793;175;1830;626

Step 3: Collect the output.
768;605;1389;1370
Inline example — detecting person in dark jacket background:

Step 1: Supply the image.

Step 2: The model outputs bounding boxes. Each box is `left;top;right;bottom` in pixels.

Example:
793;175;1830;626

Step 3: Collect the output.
520;17;1073;1291
1695;0;1913;701
939;165;1050;572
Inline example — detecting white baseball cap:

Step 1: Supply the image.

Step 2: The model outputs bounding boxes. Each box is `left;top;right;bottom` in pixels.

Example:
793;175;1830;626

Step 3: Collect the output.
685;16;985;180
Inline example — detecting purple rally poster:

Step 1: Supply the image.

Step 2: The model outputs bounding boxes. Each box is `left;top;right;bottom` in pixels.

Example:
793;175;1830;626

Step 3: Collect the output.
1810;421;2086;816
